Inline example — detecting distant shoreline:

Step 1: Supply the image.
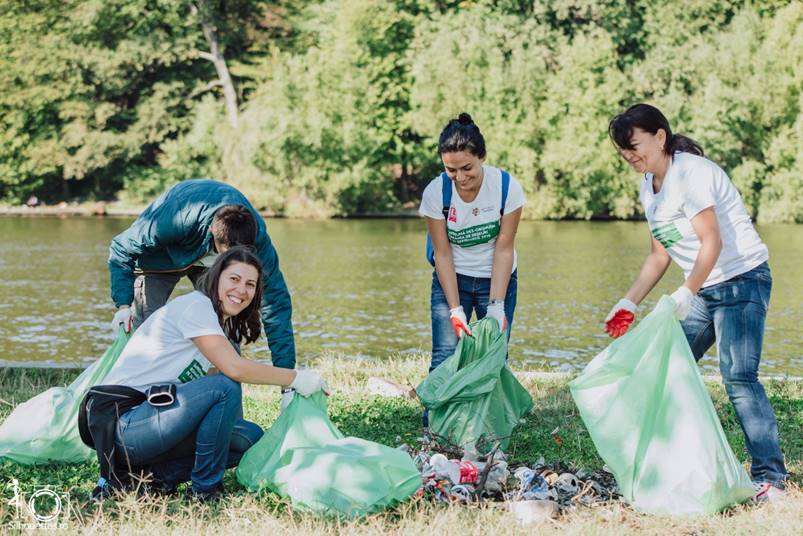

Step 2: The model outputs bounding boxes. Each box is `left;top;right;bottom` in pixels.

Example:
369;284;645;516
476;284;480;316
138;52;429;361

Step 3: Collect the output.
0;204;422;219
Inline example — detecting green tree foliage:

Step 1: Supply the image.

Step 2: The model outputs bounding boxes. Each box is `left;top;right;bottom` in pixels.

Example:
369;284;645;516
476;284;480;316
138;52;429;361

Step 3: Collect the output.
1;0;801;221
0;0;262;203
216;0;425;215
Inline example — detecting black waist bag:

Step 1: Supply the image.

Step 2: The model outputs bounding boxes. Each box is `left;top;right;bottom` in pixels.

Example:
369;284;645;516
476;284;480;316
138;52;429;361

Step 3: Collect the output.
78;385;146;490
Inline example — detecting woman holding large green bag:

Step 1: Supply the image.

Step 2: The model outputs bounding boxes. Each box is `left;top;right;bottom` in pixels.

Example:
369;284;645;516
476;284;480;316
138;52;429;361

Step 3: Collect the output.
603;103;787;502
97;246;328;500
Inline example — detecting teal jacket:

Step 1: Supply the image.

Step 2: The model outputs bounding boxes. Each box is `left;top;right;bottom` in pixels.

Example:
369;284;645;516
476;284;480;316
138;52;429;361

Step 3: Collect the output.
108;179;295;369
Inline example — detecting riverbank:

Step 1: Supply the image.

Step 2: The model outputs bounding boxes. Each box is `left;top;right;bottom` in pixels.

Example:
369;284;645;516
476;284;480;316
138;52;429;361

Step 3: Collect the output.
0;203;423;219
0;356;800;534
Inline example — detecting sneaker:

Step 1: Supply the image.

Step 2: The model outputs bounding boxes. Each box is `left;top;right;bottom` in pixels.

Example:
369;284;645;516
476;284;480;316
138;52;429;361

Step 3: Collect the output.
186;482;224;503
753;481;785;503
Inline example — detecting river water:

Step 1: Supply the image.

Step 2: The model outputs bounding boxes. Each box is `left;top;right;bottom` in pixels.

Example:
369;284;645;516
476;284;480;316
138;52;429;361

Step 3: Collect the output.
0;217;800;376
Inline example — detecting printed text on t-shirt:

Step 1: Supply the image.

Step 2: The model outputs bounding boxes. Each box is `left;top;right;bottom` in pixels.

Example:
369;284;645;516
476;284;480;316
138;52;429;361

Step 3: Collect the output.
448;221;500;248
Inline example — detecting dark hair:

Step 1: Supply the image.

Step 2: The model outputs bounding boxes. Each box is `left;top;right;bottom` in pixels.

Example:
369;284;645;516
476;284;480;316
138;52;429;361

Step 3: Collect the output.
211;205;257;249
198;246;263;345
608;103;704;157
437;112;487;158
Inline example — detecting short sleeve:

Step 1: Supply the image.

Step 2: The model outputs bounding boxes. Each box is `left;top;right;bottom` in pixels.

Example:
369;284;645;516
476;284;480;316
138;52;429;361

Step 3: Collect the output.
419;176;448;220
177;294;226;339
682;162;717;220
503;175;526;214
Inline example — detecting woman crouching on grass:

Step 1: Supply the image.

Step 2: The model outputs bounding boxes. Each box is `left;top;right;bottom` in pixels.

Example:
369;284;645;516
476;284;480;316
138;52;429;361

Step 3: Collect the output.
97;246;328;501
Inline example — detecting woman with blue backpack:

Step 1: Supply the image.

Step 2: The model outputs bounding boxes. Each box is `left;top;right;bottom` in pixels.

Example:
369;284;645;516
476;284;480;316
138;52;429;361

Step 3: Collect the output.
418;113;526;397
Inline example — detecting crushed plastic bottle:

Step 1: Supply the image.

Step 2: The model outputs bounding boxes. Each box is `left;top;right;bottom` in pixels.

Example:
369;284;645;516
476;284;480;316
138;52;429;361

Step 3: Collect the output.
555;473;579;497
514;467;550;500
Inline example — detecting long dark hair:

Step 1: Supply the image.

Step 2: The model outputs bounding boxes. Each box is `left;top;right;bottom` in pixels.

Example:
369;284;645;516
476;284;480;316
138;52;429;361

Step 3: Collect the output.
198;246;263;345
608;103;704;157
438;112;487;158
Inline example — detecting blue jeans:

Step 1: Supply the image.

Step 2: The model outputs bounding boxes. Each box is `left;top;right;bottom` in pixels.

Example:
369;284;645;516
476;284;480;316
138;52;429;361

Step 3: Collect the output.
681;261;787;486
114;374;264;492
430;270;518;372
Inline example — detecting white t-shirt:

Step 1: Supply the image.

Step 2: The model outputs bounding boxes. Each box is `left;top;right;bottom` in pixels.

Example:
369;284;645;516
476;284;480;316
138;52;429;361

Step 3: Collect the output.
419;165;526;278
640;152;768;287
102;291;227;391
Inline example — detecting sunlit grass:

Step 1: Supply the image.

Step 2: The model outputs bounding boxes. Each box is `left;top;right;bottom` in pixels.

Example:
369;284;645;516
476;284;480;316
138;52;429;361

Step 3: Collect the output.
0;354;800;534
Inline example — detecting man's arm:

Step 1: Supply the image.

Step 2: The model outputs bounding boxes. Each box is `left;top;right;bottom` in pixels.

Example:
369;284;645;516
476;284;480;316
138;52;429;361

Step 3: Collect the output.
108;223;157;308
256;238;296;369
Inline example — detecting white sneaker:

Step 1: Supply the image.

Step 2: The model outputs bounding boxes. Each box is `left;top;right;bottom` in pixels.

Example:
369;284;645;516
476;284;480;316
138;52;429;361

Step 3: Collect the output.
753;481;785;503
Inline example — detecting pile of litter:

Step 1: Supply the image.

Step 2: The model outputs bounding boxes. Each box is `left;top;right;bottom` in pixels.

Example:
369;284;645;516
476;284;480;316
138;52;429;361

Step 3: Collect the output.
399;433;622;519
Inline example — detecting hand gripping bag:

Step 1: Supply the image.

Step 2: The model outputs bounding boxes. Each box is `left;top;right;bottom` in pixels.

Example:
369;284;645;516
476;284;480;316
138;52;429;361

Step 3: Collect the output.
416;318;533;450
569;296;753;516
236;391;421;517
0;330;130;464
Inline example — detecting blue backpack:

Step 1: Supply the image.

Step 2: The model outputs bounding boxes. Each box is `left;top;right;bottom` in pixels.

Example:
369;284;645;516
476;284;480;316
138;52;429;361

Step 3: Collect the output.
425;170;511;266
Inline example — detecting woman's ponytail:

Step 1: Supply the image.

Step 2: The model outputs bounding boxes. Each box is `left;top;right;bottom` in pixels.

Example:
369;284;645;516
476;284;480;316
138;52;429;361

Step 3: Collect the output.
667;133;704;157
609;103;705;157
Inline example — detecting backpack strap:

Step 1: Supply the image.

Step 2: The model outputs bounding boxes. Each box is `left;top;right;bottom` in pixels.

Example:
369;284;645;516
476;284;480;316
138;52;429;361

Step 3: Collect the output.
500;170;510;216
440;172;451;217
425;173;452;267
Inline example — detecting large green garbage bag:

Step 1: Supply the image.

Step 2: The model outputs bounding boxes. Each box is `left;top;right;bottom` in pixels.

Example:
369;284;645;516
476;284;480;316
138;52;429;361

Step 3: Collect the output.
0;330;130;464
416;318;533;451
569;296;753;516
236;391;421;517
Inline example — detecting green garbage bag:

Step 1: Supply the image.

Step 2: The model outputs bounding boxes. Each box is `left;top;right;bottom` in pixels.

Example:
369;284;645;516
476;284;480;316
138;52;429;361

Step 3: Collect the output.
569;296;753;516
236;391;421;517
416;318;533;451
0;329;130;464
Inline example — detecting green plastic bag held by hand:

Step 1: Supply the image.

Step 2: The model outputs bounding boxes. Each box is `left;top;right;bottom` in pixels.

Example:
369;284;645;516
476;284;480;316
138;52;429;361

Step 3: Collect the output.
569;296;753;516
0;329;131;464
416;318;533;451
236;391;421;517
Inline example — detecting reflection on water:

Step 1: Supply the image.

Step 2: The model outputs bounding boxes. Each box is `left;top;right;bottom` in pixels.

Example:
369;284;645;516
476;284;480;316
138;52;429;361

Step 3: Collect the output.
0;217;801;376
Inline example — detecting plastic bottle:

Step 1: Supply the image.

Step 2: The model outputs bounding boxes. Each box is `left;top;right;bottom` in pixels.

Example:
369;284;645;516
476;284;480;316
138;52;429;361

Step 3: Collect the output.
429;453;480;485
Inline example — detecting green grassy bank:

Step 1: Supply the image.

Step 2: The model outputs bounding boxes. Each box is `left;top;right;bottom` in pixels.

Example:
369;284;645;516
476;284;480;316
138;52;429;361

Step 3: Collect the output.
0;356;800;535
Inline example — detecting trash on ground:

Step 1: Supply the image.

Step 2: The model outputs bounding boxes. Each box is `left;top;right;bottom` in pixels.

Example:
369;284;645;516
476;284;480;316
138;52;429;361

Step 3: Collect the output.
399;432;621;514
508;499;560;525
366;377;417;399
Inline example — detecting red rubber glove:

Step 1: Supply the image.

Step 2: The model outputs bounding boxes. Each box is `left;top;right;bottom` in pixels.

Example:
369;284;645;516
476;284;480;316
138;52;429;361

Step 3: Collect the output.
449;306;472;337
604;298;637;338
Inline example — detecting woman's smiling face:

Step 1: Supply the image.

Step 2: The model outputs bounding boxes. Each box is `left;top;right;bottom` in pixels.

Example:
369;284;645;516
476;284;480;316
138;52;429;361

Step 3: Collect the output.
217;261;259;319
618;127;667;175
441;150;485;193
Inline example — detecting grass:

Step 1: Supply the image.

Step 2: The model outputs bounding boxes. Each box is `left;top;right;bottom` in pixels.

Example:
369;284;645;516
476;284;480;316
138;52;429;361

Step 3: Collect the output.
0;354;801;535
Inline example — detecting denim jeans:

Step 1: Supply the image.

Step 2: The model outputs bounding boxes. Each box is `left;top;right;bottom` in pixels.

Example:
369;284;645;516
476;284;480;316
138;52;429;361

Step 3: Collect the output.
429;270;518;372
681;261;787;486
114;374;264;492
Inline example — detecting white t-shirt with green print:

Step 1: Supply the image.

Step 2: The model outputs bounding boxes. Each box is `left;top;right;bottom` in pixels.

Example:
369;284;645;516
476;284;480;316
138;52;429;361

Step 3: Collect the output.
419;165;526;278
640;152;768;288
102;291;224;391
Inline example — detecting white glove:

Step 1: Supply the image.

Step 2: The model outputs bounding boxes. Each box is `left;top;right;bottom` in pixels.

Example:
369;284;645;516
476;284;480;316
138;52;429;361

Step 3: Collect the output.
604;298;637;323
670;286;694;321
111;306;133;334
449;306;472;337
485;301;507;331
280;390;295;412
289;369;329;397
